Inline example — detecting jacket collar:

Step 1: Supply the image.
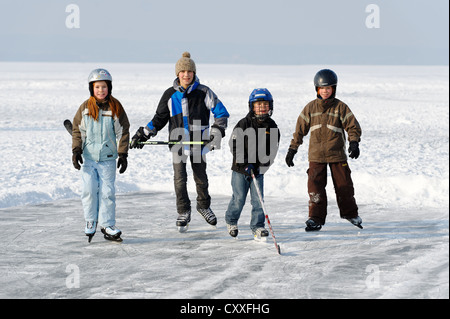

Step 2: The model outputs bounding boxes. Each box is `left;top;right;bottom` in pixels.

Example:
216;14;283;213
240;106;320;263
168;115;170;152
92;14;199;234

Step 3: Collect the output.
173;75;200;94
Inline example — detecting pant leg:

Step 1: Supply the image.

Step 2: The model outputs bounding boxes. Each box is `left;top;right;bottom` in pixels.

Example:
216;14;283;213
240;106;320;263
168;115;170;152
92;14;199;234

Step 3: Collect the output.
330;162;359;219
307;162;328;225
172;153;191;213
190;155;211;210
97;160;117;228
249;174;266;231
81;159;99;223
225;171;250;225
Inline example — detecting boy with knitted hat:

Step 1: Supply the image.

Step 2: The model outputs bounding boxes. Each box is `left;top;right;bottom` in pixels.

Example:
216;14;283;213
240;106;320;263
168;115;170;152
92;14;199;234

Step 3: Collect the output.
131;52;230;232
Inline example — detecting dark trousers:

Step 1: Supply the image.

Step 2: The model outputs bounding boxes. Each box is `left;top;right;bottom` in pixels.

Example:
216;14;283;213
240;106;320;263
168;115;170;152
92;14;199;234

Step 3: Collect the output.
307;161;358;225
172;153;211;214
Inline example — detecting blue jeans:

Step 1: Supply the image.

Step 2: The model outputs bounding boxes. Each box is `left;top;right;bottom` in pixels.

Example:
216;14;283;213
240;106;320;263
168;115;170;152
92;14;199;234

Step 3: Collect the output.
225;171;265;231
81;159;116;228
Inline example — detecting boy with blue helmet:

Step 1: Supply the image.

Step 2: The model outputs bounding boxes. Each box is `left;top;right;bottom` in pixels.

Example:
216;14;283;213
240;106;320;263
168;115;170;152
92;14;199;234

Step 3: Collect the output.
225;88;280;239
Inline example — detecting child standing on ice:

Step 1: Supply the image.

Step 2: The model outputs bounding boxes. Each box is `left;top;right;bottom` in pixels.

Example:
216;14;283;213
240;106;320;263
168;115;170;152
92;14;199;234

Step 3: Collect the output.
285;69;362;231
72;68;130;242
129;52;229;232
225;88;280;239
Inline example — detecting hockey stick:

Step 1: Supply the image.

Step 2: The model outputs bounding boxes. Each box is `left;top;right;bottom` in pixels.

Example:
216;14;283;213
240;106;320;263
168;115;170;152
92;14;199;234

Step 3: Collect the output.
64;120;205;145
64;119;73;136
250;170;281;255
137;140;206;145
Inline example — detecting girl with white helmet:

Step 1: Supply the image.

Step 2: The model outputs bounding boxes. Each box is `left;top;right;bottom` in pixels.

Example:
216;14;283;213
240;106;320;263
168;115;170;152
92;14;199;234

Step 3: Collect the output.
72;68;130;242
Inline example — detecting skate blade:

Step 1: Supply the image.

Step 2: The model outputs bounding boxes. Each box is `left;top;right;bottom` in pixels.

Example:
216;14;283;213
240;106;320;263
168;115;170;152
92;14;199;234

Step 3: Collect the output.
178;225;189;233
86;233;95;243
103;234;123;242
349;221;363;229
253;235;268;242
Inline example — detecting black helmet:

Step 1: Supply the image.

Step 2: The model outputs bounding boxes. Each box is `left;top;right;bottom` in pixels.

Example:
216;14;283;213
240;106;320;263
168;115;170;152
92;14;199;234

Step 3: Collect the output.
314;69;338;87
314;69;338;98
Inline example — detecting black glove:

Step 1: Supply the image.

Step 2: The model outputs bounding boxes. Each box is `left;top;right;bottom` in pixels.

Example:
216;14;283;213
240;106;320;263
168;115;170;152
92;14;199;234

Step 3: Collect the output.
348;141;360;159
208;125;225;150
244;163;259;177
130;126;156;149
117;154;128;174
285;148;297;167
72;149;83;170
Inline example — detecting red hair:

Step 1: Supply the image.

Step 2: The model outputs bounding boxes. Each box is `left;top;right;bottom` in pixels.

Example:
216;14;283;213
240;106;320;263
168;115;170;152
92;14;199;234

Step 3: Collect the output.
87;96;123;121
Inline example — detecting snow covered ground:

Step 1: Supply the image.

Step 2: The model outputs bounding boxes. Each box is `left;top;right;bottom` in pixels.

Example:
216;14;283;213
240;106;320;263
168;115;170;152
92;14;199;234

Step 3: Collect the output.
0;62;448;299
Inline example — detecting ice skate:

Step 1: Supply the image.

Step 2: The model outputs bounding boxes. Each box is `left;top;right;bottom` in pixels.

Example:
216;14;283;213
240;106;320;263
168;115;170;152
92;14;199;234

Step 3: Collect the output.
85;221;97;243
101;226;123;242
305;218;322;232
176;211;191;233
197;207;217;227
252;227;269;242
346;216;363;229
227;224;239;239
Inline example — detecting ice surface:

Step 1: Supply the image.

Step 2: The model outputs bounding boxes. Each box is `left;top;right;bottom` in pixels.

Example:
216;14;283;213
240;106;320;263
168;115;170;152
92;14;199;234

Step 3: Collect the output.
0;62;448;299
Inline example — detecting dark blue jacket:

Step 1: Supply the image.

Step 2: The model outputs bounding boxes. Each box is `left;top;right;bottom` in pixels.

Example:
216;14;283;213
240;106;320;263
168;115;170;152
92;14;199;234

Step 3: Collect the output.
146;76;229;152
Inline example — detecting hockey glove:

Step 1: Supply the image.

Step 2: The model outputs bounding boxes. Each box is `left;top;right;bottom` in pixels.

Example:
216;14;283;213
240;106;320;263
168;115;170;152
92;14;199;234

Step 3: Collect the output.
348;141;360;159
117;153;128;174
208;125;225;150
72;149;83;170
244;164;259;177
285;148;297;167
130;126;156;149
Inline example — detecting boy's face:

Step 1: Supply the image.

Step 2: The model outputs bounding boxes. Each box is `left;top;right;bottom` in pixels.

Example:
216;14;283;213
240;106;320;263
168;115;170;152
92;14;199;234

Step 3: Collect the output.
93;81;108;101
318;86;333;100
253;100;270;115
178;70;194;89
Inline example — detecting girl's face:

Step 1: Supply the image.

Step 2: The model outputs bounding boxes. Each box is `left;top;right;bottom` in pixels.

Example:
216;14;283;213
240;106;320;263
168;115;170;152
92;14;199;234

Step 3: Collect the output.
93;81;108;101
318;86;334;100
253;100;270;115
178;70;194;89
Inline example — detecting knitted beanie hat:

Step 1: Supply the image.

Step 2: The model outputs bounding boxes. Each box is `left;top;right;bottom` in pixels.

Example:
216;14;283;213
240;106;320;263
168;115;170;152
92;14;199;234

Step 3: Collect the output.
175;52;196;76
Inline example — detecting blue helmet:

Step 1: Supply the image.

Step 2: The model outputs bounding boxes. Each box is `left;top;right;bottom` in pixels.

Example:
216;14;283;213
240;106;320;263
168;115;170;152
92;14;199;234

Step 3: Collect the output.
248;88;274;119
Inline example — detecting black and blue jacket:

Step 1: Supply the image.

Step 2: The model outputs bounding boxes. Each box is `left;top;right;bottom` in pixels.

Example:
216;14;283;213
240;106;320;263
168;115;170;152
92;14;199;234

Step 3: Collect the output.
146;76;229;153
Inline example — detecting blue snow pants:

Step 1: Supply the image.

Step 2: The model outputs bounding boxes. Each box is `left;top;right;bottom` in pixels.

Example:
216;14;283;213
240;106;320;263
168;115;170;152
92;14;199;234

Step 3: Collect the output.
81;159;116;228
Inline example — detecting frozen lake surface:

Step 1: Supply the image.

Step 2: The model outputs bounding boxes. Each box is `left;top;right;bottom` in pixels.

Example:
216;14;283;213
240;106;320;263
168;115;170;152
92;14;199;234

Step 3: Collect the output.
0;62;448;299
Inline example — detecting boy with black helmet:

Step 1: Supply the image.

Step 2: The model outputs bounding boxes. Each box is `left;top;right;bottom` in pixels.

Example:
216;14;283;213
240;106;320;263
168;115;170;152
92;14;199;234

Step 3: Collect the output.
285;69;362;231
225;88;280;239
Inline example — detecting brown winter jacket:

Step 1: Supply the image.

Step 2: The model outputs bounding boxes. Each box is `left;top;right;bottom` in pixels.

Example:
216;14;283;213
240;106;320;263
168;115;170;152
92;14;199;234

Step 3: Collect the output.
289;97;361;163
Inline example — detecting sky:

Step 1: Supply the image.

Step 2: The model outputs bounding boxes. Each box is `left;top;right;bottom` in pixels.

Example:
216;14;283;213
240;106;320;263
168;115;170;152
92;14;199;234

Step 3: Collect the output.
0;0;448;65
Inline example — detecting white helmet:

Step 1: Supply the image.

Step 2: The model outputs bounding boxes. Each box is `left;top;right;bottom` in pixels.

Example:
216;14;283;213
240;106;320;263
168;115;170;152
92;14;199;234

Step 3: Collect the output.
88;68;112;83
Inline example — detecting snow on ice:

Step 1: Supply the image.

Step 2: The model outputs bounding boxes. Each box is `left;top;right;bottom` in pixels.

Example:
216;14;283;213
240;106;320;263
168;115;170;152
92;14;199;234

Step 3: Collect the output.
0;62;448;299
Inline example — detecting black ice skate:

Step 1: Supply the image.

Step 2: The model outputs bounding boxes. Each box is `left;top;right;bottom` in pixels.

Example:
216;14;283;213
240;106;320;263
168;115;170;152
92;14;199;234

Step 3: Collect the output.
305;218;322;232
197;207;217;227
176;211;191;233
227;224;239;238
